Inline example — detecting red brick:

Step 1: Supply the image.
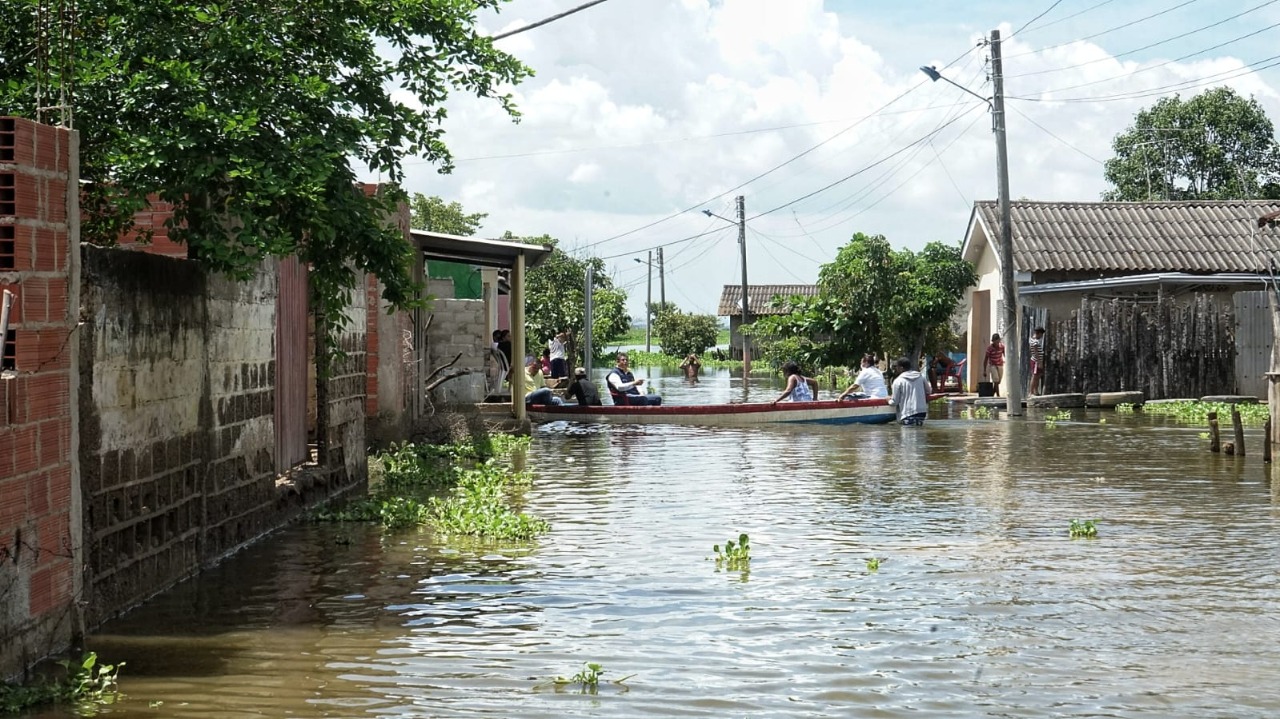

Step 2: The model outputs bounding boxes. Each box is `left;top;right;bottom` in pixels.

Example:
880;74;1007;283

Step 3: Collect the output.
44;276;69;323
26;372;68;421
11;424;38;475
16;328;71;371
26;468;50;516
0;476;25;528
37;417;67;466
48;464;71;509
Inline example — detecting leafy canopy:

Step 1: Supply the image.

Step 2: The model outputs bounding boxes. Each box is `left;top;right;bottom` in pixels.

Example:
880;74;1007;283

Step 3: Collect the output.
0;0;532;351
1103;87;1280;201
410;194;488;236
747;233;975;368
506;233;631;359
651;303;719;357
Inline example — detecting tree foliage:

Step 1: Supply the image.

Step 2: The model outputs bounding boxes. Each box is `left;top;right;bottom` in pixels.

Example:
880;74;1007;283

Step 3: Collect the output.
0;0;532;359
507;233;630;360
1103;87;1280;201
651;304;719;357
410;194;488;235
747;233;976;367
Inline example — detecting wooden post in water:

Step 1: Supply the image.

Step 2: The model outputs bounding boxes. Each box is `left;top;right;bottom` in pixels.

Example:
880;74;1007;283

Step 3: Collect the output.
1208;412;1220;453
1266;417;1273;463
1232;408;1246;457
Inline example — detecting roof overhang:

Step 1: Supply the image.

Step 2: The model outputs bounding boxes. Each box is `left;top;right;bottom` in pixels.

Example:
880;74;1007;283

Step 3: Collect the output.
1019;272;1267;296
410;229;553;270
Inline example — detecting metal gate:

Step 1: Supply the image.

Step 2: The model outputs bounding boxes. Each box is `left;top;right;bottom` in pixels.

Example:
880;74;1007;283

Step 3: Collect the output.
275;255;310;472
1234;290;1272;399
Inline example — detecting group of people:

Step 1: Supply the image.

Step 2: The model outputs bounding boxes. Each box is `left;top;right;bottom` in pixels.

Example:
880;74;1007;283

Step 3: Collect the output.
770;354;930;426
978;326;1046;397
522;350;664;407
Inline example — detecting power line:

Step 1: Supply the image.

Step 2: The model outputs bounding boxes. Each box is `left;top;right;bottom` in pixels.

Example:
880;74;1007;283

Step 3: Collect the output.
576;43;985;251
1008;104;1105;164
1007;0;1279;79
1006;0;1121;38
1010;51;1280;102
1009;0;1066;39
1003;0;1203;60
1011;19;1280;95
492;0;610;41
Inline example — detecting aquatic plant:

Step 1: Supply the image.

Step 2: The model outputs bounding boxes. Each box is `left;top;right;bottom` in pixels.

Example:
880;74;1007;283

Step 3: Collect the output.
0;652;123;715
541;663;634;694
312;438;548;540
962;406;993;420
1069;519;1099;539
1141;400;1267;426
713;533;751;571
1114;403;1135;414
1047;410;1072;422
1199;431;1211;440
865;557;881;572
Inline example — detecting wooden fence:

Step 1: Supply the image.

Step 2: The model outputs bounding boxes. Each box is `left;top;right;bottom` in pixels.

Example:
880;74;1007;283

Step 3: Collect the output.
1044;294;1236;399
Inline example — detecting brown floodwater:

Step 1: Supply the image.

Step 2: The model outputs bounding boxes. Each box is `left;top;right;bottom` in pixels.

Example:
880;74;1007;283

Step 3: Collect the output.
31;366;1280;718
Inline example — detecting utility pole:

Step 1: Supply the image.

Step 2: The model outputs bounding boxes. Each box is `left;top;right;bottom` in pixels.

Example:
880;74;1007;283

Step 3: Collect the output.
737;195;751;374
584;264;594;377
645;249;653;353
658;246;666;307
991;29;1023;416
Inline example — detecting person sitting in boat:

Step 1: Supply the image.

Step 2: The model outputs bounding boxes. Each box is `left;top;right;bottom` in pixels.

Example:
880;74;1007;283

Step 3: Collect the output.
771;361;818;405
840;353;889;400
564;367;603;406
524;357;563;406
888;356;930;426
606;353;662;405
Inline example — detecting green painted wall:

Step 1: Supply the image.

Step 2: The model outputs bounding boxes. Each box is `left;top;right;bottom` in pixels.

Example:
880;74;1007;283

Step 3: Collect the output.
427;260;483;299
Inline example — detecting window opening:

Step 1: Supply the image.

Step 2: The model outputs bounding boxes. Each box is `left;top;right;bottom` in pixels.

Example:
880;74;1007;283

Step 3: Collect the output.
0;225;13;269
1;329;15;371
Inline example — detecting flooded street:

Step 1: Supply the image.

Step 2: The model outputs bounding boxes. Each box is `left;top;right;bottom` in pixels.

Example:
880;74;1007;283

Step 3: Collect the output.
46;367;1280;718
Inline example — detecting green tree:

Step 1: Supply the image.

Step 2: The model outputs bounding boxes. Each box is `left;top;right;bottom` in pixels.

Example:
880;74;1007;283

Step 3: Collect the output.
1104;87;1280;201
747;234;975;367
507;233;630;360
410;195;488;235
0;0;531;358
651;304;719;357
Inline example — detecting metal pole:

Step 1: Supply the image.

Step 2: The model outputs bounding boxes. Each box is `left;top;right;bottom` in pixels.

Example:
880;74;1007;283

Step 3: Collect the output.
991;29;1023;415
737;195;751;374
584;264;594;377
658;246;666;307
645;249;652;353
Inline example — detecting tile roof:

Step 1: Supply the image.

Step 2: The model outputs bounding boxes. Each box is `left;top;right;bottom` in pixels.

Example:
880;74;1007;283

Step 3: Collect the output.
718;284;818;316
972;200;1280;273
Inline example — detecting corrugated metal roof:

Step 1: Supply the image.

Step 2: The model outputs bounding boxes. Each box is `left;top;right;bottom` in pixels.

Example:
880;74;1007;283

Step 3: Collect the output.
972;200;1280;273
718;284;818;316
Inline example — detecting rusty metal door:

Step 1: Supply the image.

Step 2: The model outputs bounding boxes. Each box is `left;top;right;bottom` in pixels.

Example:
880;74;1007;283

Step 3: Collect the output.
275;255;310;472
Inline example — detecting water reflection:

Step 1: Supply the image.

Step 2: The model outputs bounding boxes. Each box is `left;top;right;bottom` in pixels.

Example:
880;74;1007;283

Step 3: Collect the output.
58;363;1280;718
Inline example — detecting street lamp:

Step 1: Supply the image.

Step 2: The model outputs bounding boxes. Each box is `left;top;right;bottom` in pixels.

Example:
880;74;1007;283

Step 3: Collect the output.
919;31;1023;416
702;197;752;373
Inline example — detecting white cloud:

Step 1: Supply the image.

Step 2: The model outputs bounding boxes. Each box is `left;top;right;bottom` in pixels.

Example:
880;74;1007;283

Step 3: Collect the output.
392;0;1280;320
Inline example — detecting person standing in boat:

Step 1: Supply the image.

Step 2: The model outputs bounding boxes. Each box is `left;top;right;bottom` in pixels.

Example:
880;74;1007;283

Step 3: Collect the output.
772;361;818;405
840;354;888;400
564;367;603;406
547;331;569;380
607;353;662;405
887;356;930;426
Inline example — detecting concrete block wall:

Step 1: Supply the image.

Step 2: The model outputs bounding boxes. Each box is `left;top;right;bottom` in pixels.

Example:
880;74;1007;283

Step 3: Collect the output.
0;117;81;679
78;247;210;623
325;289;369;484
427;298;488;404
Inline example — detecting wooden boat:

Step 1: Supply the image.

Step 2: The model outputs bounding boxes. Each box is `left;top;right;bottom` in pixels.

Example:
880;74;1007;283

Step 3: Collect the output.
527;397;897;426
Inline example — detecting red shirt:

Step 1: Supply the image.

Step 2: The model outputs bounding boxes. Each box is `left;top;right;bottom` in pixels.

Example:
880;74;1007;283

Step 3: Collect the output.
984;342;1005;367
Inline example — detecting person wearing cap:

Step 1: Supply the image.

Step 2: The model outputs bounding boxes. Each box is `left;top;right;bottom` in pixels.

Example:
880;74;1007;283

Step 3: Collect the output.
563;367;603;406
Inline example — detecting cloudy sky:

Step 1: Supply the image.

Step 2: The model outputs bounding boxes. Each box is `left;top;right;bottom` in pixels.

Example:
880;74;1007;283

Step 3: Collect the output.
394;0;1280;322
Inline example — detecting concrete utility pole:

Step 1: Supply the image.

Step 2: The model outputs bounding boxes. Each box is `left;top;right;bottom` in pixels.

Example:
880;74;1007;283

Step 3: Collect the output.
645;249;653;353
584;264;594;377
737;195;751;374
990;29;1023;416
658;246;666;307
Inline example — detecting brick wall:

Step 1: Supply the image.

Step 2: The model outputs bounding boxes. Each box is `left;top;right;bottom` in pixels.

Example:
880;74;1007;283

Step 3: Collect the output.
0;117;81;680
117;196;186;258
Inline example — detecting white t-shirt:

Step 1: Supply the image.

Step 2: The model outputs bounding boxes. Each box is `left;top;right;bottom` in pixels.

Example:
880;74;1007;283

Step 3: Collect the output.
548;337;566;361
854;366;888;398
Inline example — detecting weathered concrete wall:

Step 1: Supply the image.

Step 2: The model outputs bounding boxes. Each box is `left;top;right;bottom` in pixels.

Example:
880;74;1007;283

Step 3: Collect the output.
0;118;80;680
78;246;365;627
324;289;369;484
427;296;488;404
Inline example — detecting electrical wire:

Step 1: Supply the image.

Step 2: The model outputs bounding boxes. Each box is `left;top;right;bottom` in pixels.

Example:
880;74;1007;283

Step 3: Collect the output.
492;0;610;40
1002;0;1203;61
1009;0;1066;39
1008;104;1105;164
1006;0;1120;39
1006;0;1279;79
1010;51;1280;102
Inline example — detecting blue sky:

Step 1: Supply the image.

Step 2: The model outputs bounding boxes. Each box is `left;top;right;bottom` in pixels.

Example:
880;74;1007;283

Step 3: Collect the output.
390;0;1280;323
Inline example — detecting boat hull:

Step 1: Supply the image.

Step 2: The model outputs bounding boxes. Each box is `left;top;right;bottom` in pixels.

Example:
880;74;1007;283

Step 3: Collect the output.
527;398;897;426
